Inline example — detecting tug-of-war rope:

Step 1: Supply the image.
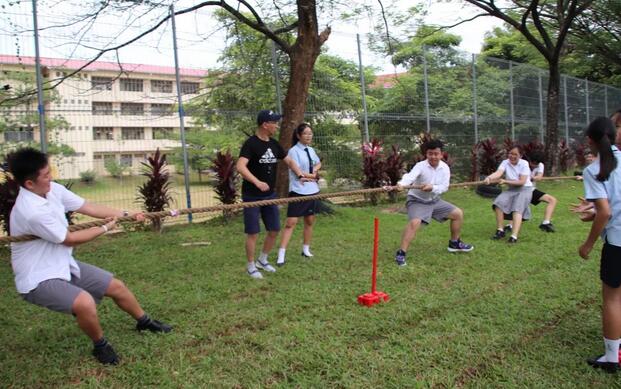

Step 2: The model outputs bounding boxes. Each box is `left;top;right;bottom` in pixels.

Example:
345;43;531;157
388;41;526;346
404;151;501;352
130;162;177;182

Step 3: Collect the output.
0;176;578;244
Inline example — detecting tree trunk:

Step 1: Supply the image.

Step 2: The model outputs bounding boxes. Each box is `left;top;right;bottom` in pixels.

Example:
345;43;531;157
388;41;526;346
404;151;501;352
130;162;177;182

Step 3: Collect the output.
544;63;561;175
275;0;327;197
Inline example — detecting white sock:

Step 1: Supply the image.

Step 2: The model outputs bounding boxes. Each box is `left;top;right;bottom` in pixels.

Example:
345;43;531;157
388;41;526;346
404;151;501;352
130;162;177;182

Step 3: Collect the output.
277;248;286;263
247;262;257;272
302;245;313;256
604;338;620;363
542;220;550;225
258;252;269;263
511;235;518;240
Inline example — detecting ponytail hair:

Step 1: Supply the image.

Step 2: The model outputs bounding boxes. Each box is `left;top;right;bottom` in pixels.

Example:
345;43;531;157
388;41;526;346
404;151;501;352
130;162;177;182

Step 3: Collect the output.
585;117;618;181
292;123;311;146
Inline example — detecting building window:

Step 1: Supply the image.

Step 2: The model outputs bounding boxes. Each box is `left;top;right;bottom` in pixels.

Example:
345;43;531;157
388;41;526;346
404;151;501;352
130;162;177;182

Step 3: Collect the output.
151;80;172;93
120;78;144;92
152;127;176;139
180;81;199;94
92;102;113;115
121;127;144;140
121;103;144;116
4;129;34;142
91;77;113;90
120;154;133;167
151;103;173;116
103;154;116;164
93;127;114;140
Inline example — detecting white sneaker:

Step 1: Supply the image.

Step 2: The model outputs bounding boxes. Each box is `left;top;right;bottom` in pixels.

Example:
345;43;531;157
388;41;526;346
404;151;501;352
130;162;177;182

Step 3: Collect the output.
255;260;276;273
247;268;263;279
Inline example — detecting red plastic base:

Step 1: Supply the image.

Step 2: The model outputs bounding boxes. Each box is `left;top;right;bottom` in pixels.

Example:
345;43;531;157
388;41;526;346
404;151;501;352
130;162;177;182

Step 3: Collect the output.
357;291;390;307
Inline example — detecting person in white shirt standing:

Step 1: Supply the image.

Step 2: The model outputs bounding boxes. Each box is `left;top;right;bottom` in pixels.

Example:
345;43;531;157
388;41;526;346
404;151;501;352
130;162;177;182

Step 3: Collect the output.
527;151;558;232
484;145;534;243
8;148;171;366
392;139;474;267
277;123;321;266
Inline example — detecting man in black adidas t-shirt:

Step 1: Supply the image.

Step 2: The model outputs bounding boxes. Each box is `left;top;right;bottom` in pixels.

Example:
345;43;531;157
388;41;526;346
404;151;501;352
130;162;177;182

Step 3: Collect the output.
236;110;307;279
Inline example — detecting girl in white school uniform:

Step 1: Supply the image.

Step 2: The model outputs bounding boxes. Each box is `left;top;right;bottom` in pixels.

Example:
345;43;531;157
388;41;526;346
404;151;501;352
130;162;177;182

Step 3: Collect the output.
484;145;533;243
276;123;321;266
576;117;621;373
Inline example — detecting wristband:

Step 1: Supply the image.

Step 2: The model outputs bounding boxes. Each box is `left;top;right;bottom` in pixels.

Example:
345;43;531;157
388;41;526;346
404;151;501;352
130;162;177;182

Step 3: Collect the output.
101;225;108;233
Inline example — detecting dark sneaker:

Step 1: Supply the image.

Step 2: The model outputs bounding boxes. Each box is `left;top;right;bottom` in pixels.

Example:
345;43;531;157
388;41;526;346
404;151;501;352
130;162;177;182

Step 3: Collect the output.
503;224;512;232
587;355;619;373
92;343;119;365
136;319;172;333
539;223;555;233
447;239;474;253
492;230;506;240
395;250;406;267
507;237;518;244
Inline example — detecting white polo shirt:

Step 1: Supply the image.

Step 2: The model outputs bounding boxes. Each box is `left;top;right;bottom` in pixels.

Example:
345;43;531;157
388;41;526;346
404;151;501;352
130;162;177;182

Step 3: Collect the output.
499;159;533;187
398;159;450;203
10;182;85;293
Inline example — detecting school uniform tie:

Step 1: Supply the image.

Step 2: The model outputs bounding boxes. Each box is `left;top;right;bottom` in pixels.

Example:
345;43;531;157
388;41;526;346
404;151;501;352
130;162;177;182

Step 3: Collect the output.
304;147;313;174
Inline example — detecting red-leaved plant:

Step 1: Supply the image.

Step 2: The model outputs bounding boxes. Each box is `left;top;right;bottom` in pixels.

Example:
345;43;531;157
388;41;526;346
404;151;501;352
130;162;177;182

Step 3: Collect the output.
558;139;573;172
502;137;517;159
137;148;174;232
362;138;389;205
384;145;405;202
573;141;587;168
522;139;545;161
211;149;239;221
471;138;502;181
0;164;19;234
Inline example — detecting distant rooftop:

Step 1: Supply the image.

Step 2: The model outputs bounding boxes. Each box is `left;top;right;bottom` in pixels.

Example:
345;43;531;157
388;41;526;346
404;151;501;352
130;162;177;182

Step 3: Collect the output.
0;54;208;78
370;72;406;89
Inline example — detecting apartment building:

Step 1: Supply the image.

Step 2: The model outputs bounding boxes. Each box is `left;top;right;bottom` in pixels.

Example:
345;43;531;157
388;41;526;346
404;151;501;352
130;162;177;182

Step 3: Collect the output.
0;55;207;179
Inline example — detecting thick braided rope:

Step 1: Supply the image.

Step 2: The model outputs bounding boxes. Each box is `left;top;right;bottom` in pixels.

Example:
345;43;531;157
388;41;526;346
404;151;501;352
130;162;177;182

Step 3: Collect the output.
0;176;577;244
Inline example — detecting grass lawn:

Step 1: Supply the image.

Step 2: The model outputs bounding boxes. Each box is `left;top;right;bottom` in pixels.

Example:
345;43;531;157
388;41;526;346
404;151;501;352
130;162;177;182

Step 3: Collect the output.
0;180;618;387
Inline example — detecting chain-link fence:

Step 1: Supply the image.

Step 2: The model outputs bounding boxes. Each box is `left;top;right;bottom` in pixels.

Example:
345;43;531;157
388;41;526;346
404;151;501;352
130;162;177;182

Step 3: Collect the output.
2;24;621;219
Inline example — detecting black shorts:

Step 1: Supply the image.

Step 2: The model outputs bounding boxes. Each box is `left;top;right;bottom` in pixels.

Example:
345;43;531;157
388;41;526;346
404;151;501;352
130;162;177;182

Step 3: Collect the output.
286;192;318;218
601;241;621;288
531;189;546;205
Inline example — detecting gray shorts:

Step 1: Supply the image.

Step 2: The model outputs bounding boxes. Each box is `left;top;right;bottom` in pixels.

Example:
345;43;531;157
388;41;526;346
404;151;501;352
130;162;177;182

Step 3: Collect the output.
406;196;456;224
21;261;113;315
493;187;533;220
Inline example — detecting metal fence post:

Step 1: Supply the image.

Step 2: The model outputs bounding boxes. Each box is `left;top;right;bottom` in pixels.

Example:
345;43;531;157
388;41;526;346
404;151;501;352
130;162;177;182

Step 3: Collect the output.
170;4;192;223
31;0;47;153
509;61;515;140
585;79;590;125
423;45;431;133
605;84;609;116
271;41;283;114
471;53;478;144
563;75;569;144
538;70;544;143
356;34;369;143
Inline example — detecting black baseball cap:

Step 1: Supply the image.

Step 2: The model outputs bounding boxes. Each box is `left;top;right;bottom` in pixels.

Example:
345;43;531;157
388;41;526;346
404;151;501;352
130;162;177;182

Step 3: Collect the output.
257;110;282;126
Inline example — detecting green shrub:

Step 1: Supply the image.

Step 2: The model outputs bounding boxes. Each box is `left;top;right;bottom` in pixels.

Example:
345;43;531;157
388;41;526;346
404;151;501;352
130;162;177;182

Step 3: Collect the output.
105;160;126;178
79;169;96;184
